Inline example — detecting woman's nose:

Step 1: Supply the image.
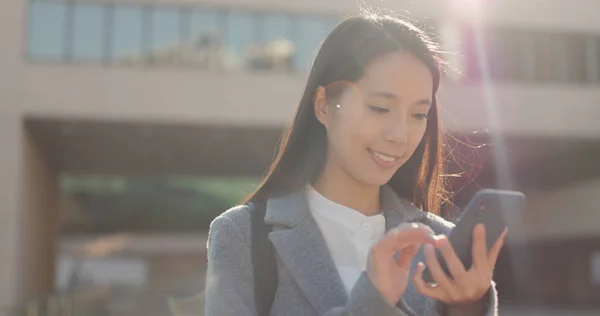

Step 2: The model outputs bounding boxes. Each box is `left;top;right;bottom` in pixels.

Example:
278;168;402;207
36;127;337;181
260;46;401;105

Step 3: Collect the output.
384;121;408;145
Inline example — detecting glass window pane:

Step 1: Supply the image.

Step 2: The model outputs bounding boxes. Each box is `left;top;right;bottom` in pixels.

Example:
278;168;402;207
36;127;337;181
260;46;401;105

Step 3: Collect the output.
225;12;257;70
111;6;144;64
189;10;221;68
190;10;219;39
458;25;481;81
554;35;569;82
254;14;293;71
533;33;555;82
294;17;328;71
585;37;600;83
564;34;586;83
519;32;537;81
481;29;498;80
321;18;339;34
261;14;290;43
28;1;67;60
597;38;600;83
72;3;105;61
151;7;180;64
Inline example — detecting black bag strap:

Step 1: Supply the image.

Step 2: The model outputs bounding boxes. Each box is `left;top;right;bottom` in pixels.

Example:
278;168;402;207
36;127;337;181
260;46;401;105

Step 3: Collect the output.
250;201;278;316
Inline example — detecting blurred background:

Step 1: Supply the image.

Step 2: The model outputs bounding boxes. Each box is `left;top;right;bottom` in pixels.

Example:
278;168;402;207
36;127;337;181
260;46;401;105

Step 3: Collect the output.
1;0;600;315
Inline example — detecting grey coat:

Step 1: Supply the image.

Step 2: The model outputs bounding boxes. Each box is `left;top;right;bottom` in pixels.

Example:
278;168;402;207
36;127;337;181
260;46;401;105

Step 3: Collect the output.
204;186;498;315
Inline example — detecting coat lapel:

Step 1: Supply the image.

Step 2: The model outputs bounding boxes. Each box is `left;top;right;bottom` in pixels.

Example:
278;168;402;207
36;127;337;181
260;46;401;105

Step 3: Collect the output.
380;186;435;315
264;189;348;314
380;185;426;231
263;185;431;315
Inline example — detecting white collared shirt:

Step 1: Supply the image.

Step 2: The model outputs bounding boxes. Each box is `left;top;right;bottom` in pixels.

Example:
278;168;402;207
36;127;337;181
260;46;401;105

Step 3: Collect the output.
306;185;386;294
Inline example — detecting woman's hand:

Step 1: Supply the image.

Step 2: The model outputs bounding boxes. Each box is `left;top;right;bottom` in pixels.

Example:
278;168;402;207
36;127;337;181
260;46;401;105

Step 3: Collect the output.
413;223;508;306
367;223;435;306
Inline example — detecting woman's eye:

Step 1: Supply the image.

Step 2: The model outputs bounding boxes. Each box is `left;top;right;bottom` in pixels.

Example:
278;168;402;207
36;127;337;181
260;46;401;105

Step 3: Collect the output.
413;113;429;120
368;105;389;114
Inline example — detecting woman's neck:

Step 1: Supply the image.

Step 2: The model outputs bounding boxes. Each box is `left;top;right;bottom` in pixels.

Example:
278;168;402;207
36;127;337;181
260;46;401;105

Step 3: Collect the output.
313;161;382;217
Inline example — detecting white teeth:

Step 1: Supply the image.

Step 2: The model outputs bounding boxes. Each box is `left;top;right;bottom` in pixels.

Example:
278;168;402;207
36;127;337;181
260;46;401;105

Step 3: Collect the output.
371;150;397;162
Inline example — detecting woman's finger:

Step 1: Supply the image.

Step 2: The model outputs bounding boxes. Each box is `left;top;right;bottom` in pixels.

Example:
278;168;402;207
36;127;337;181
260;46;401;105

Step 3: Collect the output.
471;223;489;272
487;227;508;268
381;224;434;252
424;244;454;291
395;244;420;269
413;262;443;300
436;236;468;280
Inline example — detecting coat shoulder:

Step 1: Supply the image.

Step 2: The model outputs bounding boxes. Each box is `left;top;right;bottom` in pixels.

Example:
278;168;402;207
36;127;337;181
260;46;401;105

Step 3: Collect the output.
207;203;254;249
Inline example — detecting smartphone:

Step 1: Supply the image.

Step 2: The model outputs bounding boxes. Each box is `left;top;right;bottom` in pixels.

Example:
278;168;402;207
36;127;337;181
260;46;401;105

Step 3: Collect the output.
421;189;526;283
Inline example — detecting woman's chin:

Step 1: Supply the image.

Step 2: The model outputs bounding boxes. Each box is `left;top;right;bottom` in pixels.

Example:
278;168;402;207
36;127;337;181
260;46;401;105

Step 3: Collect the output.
359;173;396;188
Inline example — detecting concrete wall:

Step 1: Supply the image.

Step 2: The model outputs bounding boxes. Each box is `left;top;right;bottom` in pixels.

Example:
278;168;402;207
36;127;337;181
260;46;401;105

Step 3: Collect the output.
0;0;24;103
9;0;599;138
21;64;600;139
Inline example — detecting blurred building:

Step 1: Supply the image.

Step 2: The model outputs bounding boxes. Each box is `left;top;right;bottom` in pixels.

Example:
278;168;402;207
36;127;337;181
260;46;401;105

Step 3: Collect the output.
1;0;600;312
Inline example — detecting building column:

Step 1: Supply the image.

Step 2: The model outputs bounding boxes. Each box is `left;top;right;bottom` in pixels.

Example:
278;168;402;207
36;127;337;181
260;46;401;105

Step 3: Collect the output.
0;113;59;307
19;125;60;301
0;112;25;307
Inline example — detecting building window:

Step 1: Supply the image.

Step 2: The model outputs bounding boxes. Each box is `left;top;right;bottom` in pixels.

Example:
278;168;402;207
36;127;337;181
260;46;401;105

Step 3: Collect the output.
534;33;558;82
72;3;105;61
294;17;330;72
458;24;481;80
517;30;537;81
250;13;293;71
24;1;600;84
26;2;340;72
458;25;600;84
260;14;291;44
28;1;68;60
225;12;257;70
187;9;221;69
585;37;600;83
150;7;182;65
563;34;587;83
110;6;144;65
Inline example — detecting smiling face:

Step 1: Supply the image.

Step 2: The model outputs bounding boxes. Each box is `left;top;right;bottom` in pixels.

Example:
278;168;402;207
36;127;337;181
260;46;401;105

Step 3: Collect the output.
314;52;434;187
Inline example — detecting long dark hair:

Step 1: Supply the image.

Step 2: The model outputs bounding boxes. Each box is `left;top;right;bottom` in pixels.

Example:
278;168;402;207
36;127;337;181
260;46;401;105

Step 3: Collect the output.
245;12;450;216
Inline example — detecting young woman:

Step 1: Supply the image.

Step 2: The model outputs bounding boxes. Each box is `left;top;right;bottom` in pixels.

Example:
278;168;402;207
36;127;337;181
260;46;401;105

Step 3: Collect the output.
205;12;505;316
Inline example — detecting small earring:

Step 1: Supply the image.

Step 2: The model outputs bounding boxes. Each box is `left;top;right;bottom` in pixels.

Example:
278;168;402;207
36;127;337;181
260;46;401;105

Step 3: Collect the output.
335;104;341;109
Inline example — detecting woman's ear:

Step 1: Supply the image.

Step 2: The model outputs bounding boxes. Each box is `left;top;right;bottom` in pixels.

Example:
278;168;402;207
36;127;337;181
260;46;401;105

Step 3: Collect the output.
313;86;330;127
